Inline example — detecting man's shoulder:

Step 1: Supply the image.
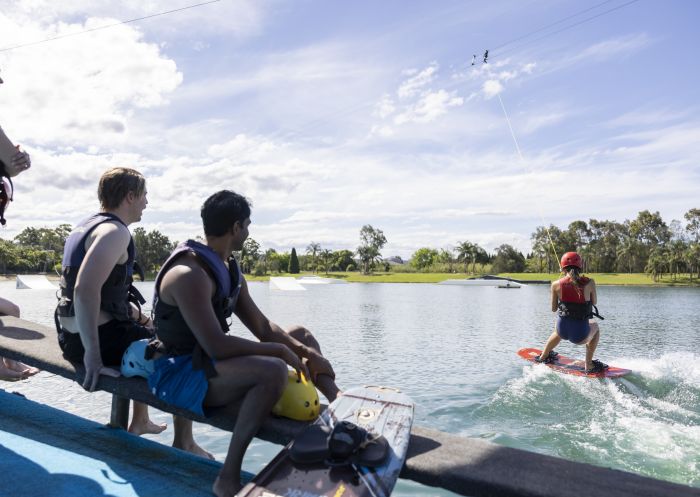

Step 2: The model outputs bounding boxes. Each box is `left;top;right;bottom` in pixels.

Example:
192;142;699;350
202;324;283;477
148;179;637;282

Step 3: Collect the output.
160;254;215;302
87;220;131;251
163;253;213;282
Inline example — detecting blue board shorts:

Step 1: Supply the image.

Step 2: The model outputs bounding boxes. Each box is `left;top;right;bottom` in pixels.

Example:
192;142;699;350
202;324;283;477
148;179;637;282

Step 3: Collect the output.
556;316;591;344
148;355;210;416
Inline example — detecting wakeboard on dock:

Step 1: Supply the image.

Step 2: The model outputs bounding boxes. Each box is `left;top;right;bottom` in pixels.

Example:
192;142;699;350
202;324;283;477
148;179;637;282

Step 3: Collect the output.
237;385;414;497
518;347;631;378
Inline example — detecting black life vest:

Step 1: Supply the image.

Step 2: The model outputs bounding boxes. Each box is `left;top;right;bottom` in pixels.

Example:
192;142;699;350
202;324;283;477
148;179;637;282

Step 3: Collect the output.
152;240;242;376
557;276;604;321
0;162;14;226
56;213;145;322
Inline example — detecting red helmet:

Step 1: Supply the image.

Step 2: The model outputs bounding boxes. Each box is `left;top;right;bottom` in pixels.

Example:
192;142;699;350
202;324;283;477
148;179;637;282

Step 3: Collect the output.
560;251;582;270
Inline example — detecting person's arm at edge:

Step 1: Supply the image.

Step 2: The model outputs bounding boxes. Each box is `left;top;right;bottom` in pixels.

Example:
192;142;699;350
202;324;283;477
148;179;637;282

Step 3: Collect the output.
73;223;129;390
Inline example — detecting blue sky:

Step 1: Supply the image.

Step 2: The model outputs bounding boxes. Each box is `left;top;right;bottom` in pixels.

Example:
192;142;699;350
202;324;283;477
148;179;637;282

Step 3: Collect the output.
0;0;698;258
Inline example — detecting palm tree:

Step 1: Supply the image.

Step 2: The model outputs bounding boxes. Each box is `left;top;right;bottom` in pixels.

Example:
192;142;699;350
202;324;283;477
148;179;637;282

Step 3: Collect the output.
320;249;332;275
306;242;321;273
456;241;476;274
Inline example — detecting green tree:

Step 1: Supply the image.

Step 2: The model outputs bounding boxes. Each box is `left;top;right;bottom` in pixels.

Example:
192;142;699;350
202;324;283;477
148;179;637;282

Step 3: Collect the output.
331;250;354;271
132;227;176;275
288;247;300;274
645;246;668;282
491;244;526;273
356;225;387;274
530;226;565;272
410;247;439;271
264;248;278;273
306;242;321;274
319;249;333;275
587;219;623;272
456;241;476;274
14;224;72;252
684;208;700;242
438;248;455;272
240;238;261;274
686;243;700;281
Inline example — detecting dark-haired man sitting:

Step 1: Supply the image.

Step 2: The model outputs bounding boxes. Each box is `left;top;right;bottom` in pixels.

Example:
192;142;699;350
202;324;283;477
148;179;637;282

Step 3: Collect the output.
150;190;339;497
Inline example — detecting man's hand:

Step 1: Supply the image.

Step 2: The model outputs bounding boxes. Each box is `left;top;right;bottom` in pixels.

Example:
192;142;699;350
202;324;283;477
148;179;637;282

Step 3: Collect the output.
6;147;31;177
305;351;335;382
276;344;310;381
82;349;120;392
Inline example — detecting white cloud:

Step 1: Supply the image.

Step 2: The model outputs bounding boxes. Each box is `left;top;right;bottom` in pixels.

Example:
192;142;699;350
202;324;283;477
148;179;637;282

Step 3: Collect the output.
520;111;568;134
0;14;182;148
482;79;503;98
397;63;438;99
1;0;268;38
374;94;395;119
572;34;652;63
394;89;463;124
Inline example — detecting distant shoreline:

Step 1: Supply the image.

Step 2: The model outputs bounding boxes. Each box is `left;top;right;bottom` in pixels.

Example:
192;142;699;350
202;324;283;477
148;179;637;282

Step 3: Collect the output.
3;272;698;287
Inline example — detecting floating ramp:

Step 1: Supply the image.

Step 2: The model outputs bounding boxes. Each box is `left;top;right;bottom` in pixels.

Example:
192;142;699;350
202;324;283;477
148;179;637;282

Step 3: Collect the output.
439;279;522;288
269;277;306;291
16;275;57;290
297;276;348;285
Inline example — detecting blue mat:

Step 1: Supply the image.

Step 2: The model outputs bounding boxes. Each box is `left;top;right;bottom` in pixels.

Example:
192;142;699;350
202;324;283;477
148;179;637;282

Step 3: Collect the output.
0;389;253;497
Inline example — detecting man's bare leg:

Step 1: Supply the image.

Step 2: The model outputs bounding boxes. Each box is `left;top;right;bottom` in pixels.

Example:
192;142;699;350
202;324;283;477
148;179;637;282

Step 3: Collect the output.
539;330;561;362
208;355;287;497
288;326;340;402
172;415;214;459
128;401;167;435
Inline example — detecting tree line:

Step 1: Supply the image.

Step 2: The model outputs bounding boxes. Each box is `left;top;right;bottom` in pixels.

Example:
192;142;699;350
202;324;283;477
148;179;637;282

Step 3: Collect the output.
404;208;700;281
0;225;175;276
2;208;697;281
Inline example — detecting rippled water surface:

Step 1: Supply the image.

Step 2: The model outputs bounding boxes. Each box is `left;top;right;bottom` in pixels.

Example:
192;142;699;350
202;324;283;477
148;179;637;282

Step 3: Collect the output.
2;280;699;495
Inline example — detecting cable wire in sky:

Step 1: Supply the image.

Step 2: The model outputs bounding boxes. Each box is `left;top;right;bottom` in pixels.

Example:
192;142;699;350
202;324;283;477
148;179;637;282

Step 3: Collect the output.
0;0;221;53
492;0;642;60
491;0;617;52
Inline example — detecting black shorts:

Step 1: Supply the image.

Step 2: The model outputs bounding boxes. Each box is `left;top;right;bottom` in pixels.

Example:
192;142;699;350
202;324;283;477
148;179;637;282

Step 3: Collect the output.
58;320;152;367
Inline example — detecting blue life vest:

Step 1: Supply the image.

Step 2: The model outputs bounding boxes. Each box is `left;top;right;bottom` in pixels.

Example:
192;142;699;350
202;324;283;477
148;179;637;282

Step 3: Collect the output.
56;213;145;322
152;240;242;375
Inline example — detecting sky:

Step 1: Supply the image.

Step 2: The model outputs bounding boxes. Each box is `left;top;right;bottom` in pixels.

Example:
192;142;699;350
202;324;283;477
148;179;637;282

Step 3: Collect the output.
0;0;698;258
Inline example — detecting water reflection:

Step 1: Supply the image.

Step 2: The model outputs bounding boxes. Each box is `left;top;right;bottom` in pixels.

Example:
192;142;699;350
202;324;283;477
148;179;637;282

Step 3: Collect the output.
2;280;699;490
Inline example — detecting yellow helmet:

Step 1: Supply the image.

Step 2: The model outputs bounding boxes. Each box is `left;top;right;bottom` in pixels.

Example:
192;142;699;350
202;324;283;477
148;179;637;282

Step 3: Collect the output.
272;370;320;421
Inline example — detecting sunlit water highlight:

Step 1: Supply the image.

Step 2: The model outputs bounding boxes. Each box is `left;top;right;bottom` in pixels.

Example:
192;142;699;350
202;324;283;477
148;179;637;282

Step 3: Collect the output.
2;280;698;495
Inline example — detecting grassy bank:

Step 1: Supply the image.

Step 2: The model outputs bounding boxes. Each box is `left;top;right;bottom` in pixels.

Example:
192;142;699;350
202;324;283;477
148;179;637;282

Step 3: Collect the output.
245;271;700;286
4;272;696;286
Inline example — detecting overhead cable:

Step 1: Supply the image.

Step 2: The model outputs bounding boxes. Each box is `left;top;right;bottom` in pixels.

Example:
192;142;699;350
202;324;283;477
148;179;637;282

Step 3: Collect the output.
0;0;221;53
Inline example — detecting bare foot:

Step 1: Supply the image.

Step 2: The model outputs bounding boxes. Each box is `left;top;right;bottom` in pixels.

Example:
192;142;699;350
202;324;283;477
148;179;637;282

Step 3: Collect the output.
175;440;215;460
129;419;167;435
213;475;242;497
0;363;28;381
3;358;40;376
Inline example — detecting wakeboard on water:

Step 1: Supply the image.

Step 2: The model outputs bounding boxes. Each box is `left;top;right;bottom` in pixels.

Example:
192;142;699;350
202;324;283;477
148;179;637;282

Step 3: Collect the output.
237;385;414;497
518;347;631;378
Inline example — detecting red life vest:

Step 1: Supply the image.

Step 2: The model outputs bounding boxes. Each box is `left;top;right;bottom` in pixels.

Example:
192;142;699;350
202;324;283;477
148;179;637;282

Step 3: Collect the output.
559;275;590;303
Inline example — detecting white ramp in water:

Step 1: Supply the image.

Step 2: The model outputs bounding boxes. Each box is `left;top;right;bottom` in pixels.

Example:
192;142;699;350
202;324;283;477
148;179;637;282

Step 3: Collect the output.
16;275;57;289
439;279;522;288
297;276;348;285
269;277;306;291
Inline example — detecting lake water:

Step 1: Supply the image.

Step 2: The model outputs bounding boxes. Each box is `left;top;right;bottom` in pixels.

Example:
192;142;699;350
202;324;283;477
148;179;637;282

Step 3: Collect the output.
2;279;699;495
